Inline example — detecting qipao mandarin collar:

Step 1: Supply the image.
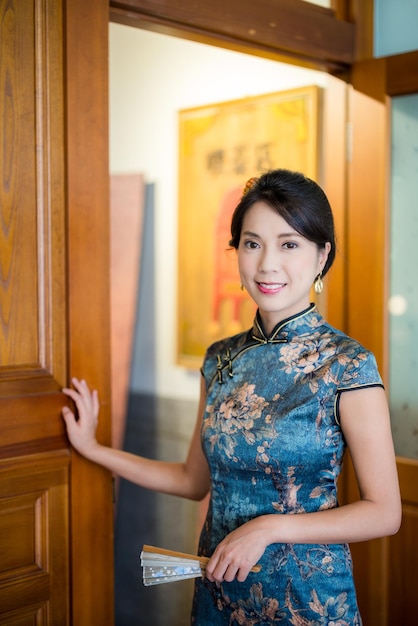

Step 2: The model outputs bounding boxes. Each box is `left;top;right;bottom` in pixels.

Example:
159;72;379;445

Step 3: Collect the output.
251;303;320;344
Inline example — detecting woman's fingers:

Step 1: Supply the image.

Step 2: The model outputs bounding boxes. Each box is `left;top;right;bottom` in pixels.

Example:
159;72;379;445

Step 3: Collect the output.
207;553;249;583
61;379;100;454
91;388;99;415
62;378;99;418
61;406;75;422
205;520;266;583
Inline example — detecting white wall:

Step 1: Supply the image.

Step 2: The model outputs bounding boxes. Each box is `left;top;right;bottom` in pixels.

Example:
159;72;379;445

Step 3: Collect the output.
109;23;328;401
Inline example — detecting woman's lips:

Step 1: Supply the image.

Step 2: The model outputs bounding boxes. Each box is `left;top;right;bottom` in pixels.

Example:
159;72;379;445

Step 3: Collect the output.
256;282;285;294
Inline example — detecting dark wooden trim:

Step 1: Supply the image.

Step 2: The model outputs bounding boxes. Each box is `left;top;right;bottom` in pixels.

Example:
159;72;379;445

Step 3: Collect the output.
350;57;387;102
109;0;355;72
0;437;69;460
331;0;350;21
348;0;374;61
387;50;418;96
350;51;418;102
397;457;418;503
66;0;115;623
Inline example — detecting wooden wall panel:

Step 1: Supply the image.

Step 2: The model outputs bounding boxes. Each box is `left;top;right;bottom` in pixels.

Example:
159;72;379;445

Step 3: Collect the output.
387;459;418;626
347;61;388;370
345;59;389;626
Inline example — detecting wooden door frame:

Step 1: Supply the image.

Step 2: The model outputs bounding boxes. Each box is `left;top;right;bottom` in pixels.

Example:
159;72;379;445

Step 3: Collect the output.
66;0;416;623
66;1;114;623
64;1;353;622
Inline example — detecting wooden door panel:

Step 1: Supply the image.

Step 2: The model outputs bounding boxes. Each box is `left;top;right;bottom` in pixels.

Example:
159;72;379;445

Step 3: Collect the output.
1;0;114;623
0;0;66;464
0;0;66;389
0;452;69;623
0;0;69;625
1;0;38;369
0;606;47;626
1;2;69;618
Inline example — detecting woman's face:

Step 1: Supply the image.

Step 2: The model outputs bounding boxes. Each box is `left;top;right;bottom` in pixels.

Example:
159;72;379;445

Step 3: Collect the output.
238;201;330;334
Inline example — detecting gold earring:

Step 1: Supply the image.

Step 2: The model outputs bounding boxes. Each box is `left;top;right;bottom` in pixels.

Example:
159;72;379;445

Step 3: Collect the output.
314;273;323;295
240;283;244;291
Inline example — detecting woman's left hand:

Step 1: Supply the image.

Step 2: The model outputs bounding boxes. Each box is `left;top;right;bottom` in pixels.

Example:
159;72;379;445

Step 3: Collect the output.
205;517;269;583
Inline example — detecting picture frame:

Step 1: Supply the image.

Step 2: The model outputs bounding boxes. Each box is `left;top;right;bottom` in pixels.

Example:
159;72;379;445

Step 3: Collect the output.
177;86;320;368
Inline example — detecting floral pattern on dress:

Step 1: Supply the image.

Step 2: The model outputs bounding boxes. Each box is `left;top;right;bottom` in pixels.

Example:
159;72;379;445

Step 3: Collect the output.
195;574;360;626
203;382;270;461
192;305;381;625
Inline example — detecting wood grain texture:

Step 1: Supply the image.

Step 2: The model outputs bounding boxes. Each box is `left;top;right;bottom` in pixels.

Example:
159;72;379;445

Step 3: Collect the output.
0;451;70;623
65;0;115;622
0;0;66;382
109;0;355;71
0;2;72;622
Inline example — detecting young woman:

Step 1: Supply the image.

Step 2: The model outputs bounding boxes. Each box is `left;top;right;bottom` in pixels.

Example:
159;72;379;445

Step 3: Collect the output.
62;169;401;625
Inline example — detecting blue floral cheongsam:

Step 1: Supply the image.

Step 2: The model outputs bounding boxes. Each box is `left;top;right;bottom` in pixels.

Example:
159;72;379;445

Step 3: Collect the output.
192;304;383;626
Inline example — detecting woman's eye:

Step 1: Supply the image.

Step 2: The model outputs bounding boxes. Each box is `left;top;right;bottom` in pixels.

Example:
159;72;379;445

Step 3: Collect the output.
283;241;298;249
244;240;259;249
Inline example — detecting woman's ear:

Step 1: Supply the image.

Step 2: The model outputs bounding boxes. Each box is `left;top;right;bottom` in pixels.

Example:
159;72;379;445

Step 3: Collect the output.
320;242;331;270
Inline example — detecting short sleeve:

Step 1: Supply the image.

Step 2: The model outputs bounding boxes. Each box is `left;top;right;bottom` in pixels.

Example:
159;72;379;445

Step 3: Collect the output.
337;349;383;391
334;349;384;426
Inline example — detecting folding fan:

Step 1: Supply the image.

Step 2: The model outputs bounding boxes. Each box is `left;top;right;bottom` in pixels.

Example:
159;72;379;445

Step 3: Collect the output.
140;544;261;586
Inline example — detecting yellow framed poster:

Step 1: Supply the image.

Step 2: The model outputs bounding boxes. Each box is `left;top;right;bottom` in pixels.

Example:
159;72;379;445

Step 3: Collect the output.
177;86;320;368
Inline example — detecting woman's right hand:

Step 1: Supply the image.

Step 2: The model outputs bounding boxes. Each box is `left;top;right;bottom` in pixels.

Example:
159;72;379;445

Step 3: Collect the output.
61;378;100;456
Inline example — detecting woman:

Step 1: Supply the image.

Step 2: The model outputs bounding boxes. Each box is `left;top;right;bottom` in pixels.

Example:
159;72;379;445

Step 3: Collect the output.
62;169;401;625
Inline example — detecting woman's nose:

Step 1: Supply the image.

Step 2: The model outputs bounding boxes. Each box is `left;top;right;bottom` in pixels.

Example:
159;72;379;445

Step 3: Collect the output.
258;247;278;272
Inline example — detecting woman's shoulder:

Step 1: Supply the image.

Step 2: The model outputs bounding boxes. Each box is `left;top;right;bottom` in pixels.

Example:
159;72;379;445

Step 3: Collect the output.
316;319;382;387
318;317;373;356
200;327;254;384
204;327;252;360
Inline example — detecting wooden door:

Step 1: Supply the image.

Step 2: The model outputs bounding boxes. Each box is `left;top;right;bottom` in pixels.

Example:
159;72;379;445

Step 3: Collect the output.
344;52;418;626
0;1;114;624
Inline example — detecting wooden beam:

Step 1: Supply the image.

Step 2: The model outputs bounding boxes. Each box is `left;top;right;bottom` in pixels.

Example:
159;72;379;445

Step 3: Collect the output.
387;50;418;96
349;50;418;100
109;0;355;72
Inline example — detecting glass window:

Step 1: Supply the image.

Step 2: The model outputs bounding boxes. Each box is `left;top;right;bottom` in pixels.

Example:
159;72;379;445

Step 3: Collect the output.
389;93;418;459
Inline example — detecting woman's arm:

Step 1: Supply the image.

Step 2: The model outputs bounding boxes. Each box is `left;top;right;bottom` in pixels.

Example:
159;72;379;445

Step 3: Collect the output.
61;377;210;501
206;386;401;583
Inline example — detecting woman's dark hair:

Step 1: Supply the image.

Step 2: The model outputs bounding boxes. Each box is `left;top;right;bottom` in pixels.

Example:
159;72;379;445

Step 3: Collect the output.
230;169;336;276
